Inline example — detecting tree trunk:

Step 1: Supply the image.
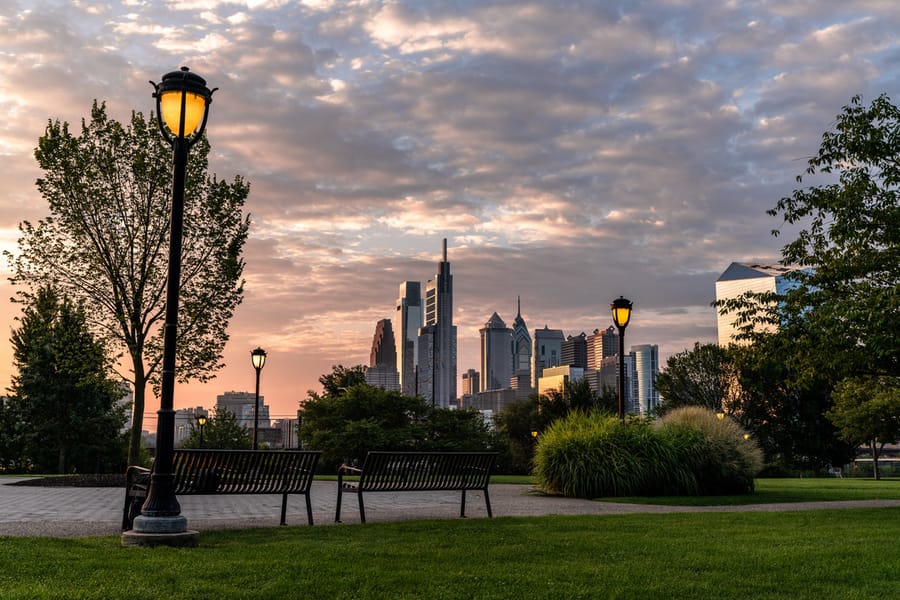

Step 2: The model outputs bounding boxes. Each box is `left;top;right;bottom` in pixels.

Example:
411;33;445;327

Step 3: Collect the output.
57;445;66;474
870;440;880;481
127;360;148;466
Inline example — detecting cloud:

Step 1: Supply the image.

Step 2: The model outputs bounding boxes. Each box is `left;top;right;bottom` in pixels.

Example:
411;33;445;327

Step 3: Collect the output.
2;0;899;420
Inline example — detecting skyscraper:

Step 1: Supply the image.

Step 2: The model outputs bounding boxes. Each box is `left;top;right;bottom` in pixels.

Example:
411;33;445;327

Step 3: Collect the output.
369;318;397;368
561;332;588;368
417;239;457;408
366;318;400;391
631;344;659;416
532;325;565;391
715;262;802;346
480;312;513;391
586;326;618;370
396;281;422;395
511;297;532;397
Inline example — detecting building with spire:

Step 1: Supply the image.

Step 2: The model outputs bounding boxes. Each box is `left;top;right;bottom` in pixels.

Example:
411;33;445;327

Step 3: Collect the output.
480;312;513;392
417;239;457;408
511;297;532;397
395;281;422;395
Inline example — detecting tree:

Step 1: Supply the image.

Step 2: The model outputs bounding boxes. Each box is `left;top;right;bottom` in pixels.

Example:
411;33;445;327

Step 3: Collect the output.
827;377;900;480
178;408;251;450
8;287;126;473
767;93;900;379
6;102;250;465
729;330;855;474
300;383;430;471
314;364;367;398
714;94;900;472
299;366;496;471
655;343;741;416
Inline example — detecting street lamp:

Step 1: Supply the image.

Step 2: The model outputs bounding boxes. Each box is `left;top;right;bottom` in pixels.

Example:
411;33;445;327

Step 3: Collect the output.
251;347;267;450
611;296;633;424
197;415;207;448
125;67;215;547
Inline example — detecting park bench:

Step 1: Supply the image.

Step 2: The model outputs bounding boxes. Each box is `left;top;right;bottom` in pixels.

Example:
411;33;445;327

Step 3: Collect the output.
335;451;497;524
122;449;321;530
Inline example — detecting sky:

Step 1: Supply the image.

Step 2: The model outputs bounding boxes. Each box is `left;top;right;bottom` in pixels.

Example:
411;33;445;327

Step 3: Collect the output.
2;1;898;430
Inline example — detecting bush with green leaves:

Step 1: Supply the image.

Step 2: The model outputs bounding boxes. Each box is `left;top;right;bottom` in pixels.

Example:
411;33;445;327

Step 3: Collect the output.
533;412;687;498
656;406;763;495
533;408;762;498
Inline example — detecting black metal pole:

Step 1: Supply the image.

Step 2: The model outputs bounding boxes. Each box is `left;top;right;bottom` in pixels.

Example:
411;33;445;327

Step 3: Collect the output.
140;135;188;518
617;325;626;424
253;366;261;450
199;423;204;448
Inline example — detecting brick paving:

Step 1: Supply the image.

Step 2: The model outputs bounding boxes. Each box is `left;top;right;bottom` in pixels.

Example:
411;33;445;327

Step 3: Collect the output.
2;476;899;538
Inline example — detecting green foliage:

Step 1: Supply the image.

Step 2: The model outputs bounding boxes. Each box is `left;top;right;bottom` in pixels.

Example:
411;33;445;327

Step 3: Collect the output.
533;412;686;498
828;376;900;479
729;333;856;474
6;101;251;465
179;408;251;450
533;408;763;499
656;407;763;495
655;342;741;415
7;286;126;473
713;95;900;474
769;94;900;378
300;368;496;472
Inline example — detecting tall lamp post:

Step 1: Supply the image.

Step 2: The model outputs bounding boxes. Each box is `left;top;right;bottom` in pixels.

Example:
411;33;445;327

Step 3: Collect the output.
251;347;267;449
611;296;633;424
197;415;207;448
125;67;215;547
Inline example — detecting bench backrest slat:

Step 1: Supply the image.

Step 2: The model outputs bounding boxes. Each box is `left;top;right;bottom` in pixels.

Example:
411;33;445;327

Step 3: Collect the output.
170;449;319;495
356;452;496;492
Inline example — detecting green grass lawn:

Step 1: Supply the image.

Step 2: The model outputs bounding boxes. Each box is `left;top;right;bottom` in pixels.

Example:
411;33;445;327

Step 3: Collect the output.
607;477;900;505
1;509;898;599
1;477;898;598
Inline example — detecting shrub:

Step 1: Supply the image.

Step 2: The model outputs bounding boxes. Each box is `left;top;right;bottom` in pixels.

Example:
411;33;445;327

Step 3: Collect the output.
532;407;764;499
532;412;691;498
656;406;764;494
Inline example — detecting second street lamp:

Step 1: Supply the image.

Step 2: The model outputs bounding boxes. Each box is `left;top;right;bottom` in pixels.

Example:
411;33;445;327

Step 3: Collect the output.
251;347;267;450
125;67;216;547
197;415;207;448
611;296;633;424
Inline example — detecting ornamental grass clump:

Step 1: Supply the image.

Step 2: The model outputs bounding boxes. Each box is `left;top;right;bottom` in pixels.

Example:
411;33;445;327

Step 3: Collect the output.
532;407;763;499
656;406;764;495
532;411;690;498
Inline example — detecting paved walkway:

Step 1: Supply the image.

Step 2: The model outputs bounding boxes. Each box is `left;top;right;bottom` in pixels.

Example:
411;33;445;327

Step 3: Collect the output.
2;477;899;538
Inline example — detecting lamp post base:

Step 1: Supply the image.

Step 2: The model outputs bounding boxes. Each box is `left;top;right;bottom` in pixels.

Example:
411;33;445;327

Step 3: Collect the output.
121;515;199;548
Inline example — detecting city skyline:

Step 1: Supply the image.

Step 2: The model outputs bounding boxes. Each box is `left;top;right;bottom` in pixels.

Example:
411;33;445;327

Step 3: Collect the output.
2;2;898;424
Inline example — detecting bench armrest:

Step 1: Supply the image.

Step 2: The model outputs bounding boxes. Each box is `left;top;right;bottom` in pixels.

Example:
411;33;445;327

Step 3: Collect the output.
337;463;362;486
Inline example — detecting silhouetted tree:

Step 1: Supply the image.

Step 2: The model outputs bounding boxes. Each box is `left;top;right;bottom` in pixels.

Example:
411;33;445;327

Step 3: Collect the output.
179;407;251;450
655;343;741;416
6;102;250;465
9;286;126;473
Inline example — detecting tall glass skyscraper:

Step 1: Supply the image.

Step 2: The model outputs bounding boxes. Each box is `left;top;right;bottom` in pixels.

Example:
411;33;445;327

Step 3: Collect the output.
417;239;457;407
395;281;422;395
631;344;659;416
